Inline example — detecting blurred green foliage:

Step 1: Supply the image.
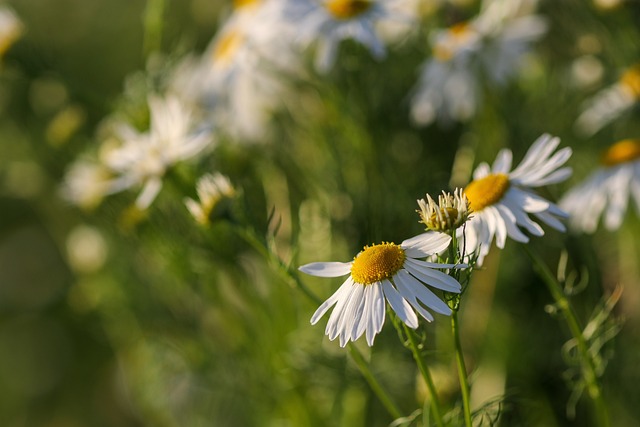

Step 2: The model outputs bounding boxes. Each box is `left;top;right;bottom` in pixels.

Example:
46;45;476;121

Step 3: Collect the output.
1;0;640;426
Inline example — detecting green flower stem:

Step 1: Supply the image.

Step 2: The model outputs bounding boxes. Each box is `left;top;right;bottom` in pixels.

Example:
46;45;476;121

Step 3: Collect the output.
347;344;403;420
402;323;445;427
233;226;404;421
233;226;321;304
143;0;165;58
524;246;610;427
451;310;473;427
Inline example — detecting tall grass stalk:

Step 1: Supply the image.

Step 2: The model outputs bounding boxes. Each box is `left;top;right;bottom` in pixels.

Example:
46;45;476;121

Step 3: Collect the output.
524;246;610;427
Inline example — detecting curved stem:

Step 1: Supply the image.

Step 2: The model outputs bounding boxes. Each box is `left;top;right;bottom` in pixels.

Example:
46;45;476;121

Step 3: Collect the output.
402;324;445;427
524;247;609;427
233;225;403;420
451;310;473;427
233;226;321;304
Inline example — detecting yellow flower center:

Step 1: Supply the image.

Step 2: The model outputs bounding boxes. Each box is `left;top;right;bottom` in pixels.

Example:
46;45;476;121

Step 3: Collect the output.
464;173;510;212
620;65;640;98
211;30;243;65
325;0;372;20
600;139;640;166
233;0;260;8
350;243;405;285
433;21;472;61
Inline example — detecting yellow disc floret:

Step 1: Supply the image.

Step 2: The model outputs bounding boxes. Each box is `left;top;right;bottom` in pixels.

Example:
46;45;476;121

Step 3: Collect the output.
433;21;473;61
233;0;260;9
211;30;243;65
620;65;640;98
325;0;372;20
350;243;405;285
600;139;640;166
464;173;510;212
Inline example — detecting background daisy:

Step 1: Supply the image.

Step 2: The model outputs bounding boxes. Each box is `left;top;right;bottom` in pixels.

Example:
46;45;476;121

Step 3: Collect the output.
560;139;640;233
283;0;408;73
460;134;572;265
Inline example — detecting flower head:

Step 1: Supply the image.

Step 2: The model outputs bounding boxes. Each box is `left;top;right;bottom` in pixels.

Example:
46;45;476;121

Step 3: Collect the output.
410;2;546;126
0;6;23;58
460;134;572;265
103;95;213;209
284;0;405;73
61;159;115;210
184;173;236;225
575;64;640;137
299;232;463;347
560;139;640;233
418;188;470;232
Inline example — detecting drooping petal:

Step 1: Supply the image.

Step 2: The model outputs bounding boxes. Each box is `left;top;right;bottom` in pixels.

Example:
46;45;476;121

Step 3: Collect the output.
311;276;354;325
403;259;462;293
382;279;419;329
299;261;352;278
393;271;435;322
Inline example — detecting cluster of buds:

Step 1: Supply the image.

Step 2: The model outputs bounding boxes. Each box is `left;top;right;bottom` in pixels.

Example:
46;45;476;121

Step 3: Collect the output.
417;188;470;232
184;173;236;225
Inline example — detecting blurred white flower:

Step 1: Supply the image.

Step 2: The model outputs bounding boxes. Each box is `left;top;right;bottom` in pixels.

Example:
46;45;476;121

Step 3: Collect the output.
103;95;213;209
0;6;23;57
66;225;108;273
284;0;409;73
410;0;547;126
575;64;640;137
460;134;572;265
299;233;463;347
169;0;299;142
560;139;640;233
184;173;236;225
61;159;115;210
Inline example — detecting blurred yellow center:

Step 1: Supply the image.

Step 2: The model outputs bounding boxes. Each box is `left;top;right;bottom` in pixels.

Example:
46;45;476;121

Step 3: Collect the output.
325;0;372;19
620;65;640;98
433;22;472;61
351;243;405;285
600;139;640;166
212;30;243;64
233;0;260;8
464;173;510;212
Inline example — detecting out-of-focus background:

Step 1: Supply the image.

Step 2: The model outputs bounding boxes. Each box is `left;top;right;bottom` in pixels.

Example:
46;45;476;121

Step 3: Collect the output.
1;0;639;425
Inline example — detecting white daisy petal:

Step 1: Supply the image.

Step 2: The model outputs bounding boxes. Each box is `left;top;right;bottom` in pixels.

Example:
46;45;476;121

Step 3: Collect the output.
492;149;513;174
382;279;419;329
404;259;462;292
299;262;352;277
401;232;451;257
395;270;451;316
393;271;435;322
310;276;353;325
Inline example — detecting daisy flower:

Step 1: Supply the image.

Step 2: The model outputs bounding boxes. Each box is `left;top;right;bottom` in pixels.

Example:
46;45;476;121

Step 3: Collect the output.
460;134;572;265
299;232;463;347
575;64;640;137
169;0;298;141
184;173;236;225
410;22;481;126
0;6;22;58
103;95;213;209
560;139;640;233
284;0;407;73
410;0;546;126
61;159;115;210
